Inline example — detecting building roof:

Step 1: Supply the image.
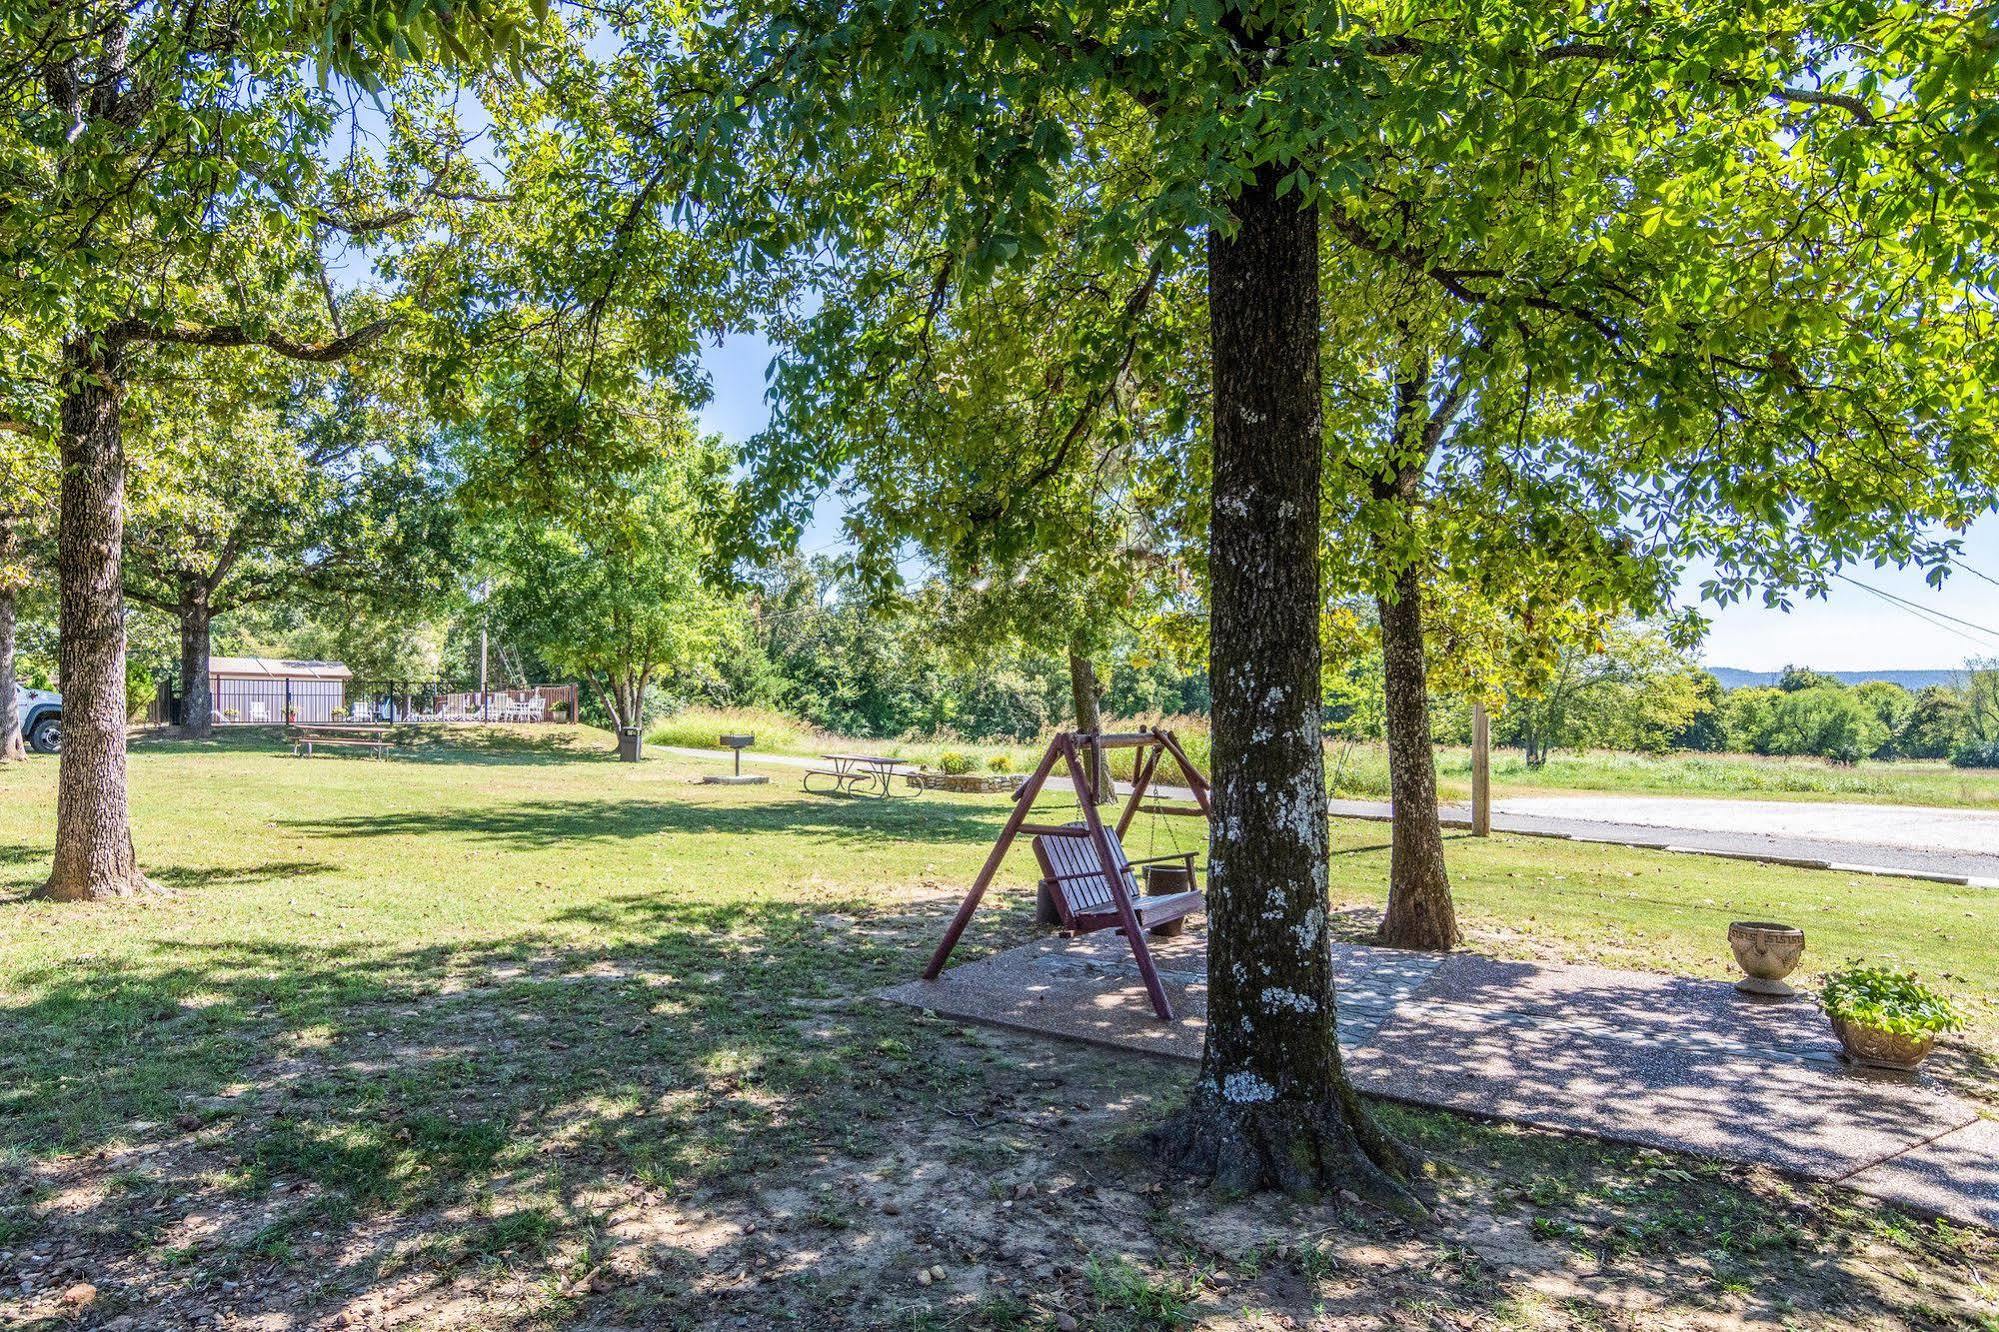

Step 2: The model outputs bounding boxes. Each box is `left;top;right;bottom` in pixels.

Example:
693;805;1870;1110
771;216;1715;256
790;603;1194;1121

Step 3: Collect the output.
207;657;353;680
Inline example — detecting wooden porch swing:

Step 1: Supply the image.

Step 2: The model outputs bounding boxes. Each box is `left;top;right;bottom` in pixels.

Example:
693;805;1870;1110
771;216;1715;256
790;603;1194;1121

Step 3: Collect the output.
921;727;1213;1020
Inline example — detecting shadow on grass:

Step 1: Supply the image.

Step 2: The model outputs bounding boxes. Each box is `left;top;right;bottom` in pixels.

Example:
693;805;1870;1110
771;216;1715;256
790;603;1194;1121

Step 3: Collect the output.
131;725;625;768
387;727;623;766
150;860;338;890
0;884;979;1325
282;794;1005;850
1;890;1974;1330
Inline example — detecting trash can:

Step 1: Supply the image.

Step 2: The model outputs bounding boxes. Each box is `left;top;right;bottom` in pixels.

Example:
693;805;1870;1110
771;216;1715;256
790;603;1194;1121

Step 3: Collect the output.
617;727;643;763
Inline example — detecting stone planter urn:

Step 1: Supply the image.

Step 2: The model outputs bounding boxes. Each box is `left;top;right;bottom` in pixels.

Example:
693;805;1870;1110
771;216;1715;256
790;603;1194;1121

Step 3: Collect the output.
1729;921;1805;997
1830;1017;1935;1072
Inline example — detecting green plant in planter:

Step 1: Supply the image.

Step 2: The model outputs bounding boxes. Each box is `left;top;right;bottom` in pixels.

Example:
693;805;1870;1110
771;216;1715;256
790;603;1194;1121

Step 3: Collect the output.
935;750;976;776
1820;966;1966;1039
986;753;1015;774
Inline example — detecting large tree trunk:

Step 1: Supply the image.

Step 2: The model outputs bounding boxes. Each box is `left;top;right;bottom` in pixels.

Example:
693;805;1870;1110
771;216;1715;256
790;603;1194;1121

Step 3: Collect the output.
1067;637;1114;803
179;592;214;737
38;338;152;901
1375;564;1460;951
1152;165;1413;1203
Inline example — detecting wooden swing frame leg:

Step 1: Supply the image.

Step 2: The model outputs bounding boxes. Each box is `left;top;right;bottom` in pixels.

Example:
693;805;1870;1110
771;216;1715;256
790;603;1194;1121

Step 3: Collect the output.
921;741;1063;981
1057;733;1175;1021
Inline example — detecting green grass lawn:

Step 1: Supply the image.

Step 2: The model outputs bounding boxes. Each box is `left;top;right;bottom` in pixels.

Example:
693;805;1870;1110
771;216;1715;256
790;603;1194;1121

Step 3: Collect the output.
0;726;1992;1330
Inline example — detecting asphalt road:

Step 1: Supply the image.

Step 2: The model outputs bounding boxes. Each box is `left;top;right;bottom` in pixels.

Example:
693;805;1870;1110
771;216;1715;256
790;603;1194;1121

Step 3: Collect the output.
1334;795;1999;887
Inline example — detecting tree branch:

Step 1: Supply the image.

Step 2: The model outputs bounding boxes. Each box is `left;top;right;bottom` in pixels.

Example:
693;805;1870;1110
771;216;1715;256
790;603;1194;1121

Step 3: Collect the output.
106;318;390;362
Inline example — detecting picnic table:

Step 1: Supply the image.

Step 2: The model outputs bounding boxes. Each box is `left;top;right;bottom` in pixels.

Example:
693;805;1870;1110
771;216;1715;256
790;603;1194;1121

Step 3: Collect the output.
802;753;922;799
289;724;395;759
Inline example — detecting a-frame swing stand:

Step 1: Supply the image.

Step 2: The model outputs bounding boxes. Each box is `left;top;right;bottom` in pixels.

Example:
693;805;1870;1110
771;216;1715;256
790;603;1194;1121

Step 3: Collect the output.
921;728;1214;1020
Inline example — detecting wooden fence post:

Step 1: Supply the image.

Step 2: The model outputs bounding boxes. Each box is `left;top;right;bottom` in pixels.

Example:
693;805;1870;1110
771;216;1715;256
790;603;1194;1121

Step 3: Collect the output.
1471;702;1491;837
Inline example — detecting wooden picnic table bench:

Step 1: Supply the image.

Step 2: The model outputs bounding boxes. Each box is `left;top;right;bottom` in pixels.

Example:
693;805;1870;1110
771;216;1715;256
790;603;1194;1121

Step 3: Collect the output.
288;724;395;759
802;753;922;798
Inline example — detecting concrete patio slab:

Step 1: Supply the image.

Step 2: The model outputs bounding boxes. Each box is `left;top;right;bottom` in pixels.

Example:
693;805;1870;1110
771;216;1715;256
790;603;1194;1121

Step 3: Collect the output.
1344;1003;1975;1181
1845;1119;1999;1231
883;927;1995;1227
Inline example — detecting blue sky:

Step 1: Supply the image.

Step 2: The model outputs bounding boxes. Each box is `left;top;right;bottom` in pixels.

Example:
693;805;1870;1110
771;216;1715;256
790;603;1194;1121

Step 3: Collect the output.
695;335;1999;673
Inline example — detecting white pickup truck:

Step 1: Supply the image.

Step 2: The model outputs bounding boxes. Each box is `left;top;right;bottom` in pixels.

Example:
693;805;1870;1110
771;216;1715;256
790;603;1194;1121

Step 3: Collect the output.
12;684;60;753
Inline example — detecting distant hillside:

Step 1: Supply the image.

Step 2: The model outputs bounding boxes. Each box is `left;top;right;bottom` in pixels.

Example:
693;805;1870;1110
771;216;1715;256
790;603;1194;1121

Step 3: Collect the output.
1707;666;1967;691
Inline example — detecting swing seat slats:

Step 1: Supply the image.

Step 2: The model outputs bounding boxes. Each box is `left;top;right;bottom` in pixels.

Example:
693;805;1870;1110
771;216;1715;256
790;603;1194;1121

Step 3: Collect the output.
1032;823;1203;937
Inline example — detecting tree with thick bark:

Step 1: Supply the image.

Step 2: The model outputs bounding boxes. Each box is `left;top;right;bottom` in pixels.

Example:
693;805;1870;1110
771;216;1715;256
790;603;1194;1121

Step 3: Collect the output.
1147;163;1412;1195
649;0;1998;1194
3;0;538;899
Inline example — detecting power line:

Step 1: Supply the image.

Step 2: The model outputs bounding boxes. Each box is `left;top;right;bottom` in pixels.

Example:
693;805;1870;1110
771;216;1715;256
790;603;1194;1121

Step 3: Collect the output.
1835;573;1999;640
1949;559;1999;591
1833;574;1999;650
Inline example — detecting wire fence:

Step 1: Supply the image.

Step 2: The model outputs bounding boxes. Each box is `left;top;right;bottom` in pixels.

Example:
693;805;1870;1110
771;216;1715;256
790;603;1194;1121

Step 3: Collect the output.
338;683;581;725
148;678;580;726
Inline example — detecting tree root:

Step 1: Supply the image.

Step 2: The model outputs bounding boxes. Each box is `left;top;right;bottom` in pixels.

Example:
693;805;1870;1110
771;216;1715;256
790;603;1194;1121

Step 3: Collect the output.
1149;1088;1428;1219
1375;913;1461;953
32;870;163;902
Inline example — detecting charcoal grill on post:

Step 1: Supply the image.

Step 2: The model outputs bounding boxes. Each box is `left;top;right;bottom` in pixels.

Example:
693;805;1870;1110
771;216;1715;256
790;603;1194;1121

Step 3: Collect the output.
702;733;769;785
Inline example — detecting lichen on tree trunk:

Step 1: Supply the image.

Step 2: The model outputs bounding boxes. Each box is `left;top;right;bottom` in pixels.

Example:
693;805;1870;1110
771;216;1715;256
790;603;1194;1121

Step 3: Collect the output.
38;338;155;901
1150;164;1416;1206
1375;563;1461;952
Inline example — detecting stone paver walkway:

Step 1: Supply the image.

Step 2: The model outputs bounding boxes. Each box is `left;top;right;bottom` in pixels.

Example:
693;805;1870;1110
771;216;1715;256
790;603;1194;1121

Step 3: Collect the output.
881;929;1997;1231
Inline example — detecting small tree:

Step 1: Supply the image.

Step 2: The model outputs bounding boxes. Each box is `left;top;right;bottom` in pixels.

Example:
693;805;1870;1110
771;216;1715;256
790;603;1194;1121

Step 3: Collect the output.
1503;628;1704;764
1900;686;1971;759
1851;682;1916;758
1670;672;1729;753
1762;687;1890;762
1964;660;1999;745
479;387;731;739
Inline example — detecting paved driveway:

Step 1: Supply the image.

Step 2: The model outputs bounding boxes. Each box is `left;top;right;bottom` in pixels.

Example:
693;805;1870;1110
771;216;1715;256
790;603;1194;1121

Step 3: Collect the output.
1499;795;1999;857
1479;795;1999;885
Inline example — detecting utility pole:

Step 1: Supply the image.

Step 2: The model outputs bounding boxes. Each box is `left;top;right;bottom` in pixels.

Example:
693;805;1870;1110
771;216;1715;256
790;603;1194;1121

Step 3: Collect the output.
1471;702;1492;837
477;579;491;722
